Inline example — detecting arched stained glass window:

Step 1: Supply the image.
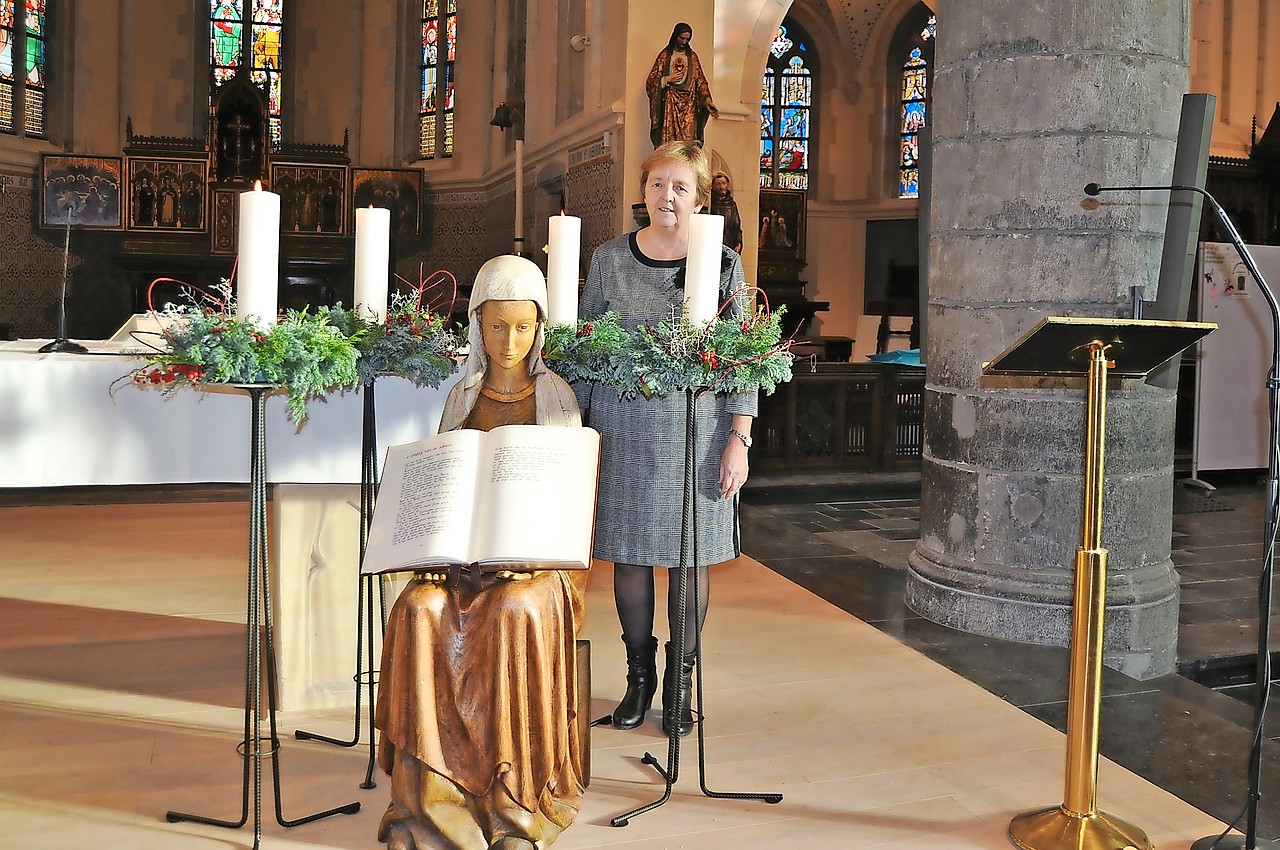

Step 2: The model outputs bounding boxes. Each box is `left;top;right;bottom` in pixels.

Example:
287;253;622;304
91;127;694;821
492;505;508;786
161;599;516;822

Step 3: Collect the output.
1;0;48;138
899;15;935;199
209;0;284;150
760;21;814;190
420;0;456;160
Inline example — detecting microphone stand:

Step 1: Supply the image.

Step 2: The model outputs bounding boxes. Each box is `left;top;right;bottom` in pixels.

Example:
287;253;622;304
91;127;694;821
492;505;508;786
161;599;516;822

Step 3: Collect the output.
1086;182;1278;850
39;204;88;354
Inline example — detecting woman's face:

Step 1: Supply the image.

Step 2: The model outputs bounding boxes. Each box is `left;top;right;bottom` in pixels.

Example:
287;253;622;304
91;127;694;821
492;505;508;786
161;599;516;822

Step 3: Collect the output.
643;161;700;230
479;299;539;372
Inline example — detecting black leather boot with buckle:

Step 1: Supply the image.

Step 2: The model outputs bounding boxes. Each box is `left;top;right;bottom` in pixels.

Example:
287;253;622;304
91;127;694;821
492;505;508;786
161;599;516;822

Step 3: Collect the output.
612;635;658;729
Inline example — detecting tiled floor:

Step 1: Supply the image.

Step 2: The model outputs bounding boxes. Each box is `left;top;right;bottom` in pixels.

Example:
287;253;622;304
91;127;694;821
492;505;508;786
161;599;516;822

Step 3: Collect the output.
0;488;1253;849
740;476;1280;844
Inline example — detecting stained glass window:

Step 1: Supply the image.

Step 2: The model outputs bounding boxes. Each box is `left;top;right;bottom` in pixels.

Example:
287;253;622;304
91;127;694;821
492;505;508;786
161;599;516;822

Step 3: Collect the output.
899;15;935;199
2;0;47;137
209;0;284;150
420;0;456;160
759;22;814;190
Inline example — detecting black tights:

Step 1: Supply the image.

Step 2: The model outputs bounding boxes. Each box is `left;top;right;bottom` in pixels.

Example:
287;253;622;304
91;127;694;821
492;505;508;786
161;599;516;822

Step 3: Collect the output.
614;562;709;654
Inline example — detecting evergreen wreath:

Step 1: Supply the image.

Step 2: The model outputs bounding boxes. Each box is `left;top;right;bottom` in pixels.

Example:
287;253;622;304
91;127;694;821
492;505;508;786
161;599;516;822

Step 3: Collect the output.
544;290;794;398
326;268;463;389
122;270;462;426
123;292;363;426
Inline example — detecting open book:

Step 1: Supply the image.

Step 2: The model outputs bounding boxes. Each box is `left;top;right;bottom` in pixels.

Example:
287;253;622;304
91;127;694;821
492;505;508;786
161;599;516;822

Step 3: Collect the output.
360;424;601;576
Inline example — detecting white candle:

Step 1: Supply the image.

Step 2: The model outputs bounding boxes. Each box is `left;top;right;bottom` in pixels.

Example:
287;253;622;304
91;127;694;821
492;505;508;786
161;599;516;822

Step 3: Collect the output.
354;206;391;323
236;182;281;329
684;214;724;325
546;214;581;326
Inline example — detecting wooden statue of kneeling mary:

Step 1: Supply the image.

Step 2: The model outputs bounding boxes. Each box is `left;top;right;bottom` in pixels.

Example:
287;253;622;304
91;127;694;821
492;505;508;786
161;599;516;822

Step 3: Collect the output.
375;255;586;850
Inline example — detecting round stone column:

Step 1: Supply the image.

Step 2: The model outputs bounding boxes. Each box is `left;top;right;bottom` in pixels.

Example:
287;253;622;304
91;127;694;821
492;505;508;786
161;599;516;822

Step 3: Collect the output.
905;0;1191;679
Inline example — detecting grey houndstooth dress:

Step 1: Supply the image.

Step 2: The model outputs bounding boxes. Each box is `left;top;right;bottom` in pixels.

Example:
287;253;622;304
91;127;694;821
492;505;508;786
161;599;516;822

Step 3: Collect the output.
574;231;758;568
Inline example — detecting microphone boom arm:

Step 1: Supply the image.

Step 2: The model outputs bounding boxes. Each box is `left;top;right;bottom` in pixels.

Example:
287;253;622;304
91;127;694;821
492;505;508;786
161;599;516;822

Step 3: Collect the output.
1086;182;1271;306
1085;181;1278;850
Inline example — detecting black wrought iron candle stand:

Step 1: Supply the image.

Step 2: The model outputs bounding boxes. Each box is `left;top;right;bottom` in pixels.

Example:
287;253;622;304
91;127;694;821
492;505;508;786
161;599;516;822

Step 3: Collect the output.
165;384;360;849
610;387;783;827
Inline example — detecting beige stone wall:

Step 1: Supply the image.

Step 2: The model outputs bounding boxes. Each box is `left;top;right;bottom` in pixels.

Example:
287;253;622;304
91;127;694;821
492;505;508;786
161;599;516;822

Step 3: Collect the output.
1192;0;1280;157
739;0;1280;343
2;0;1278;342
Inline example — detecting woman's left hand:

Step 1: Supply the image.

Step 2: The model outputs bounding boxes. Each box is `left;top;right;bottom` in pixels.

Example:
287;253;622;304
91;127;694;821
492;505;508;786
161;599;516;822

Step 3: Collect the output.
719;438;749;499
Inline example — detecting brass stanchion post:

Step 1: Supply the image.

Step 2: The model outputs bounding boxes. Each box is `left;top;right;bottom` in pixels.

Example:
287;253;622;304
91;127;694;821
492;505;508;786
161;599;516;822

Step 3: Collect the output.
983;317;1215;850
1007;341;1149;850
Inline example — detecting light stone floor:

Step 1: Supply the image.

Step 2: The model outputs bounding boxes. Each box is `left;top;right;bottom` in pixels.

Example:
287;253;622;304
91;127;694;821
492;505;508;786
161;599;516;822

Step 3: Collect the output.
0;500;1232;849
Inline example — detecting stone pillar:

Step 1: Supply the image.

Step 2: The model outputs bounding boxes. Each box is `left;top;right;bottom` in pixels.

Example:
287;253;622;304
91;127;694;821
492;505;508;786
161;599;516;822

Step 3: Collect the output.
905;0;1191;679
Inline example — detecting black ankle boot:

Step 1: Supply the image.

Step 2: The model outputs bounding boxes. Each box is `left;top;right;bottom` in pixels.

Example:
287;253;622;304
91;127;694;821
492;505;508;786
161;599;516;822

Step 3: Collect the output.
612;635;658;729
661;642;696;737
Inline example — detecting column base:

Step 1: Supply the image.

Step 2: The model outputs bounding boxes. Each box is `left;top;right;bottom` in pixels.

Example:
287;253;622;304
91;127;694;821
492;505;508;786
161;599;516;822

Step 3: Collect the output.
906;545;1178;680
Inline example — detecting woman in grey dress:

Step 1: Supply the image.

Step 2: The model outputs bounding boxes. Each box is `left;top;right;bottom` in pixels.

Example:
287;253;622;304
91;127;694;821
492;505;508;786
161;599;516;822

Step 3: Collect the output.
575;141;757;736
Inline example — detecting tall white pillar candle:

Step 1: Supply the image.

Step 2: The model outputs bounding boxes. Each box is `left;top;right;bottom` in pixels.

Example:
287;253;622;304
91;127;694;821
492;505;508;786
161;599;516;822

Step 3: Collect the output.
354;206;391;323
236;182;281;329
684;213;724;325
546;214;581;326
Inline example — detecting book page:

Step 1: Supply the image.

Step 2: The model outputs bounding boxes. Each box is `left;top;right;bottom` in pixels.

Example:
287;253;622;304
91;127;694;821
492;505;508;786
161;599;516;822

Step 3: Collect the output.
469;425;600;567
360;429;482;574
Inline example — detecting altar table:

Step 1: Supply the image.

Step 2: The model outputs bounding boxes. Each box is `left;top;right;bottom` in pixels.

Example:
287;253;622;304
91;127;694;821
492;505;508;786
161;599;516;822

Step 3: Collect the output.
2;339;450;710
0;340;447;488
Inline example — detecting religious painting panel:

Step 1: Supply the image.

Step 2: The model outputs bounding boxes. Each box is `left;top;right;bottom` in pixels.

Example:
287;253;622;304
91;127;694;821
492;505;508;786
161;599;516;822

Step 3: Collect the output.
270;163;348;236
210;188;239;255
125;157;208;232
351;168;422;239
39;155;124;230
757;187;806;266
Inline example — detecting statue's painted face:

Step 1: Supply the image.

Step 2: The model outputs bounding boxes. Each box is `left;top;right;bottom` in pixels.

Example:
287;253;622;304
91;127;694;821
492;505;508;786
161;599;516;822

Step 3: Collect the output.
480;299;539;373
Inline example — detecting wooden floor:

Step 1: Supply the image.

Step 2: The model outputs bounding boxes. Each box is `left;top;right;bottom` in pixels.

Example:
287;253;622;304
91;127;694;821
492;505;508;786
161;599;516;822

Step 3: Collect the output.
0;500;1230;849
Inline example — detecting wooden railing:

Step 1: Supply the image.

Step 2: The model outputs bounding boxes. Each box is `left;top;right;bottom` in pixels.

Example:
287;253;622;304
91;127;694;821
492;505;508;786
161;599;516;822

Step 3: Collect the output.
754;363;925;472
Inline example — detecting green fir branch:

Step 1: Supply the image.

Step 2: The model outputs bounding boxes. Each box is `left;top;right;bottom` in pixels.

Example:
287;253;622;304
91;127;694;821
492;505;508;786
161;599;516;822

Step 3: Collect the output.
543;306;794;398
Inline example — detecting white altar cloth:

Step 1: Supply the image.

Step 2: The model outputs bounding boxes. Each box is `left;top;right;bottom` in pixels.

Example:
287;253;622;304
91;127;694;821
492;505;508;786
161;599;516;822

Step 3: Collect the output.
1;340;449;487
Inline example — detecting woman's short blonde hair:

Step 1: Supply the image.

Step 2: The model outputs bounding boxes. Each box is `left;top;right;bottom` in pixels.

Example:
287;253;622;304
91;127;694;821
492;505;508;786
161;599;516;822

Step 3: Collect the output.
640;141;713;207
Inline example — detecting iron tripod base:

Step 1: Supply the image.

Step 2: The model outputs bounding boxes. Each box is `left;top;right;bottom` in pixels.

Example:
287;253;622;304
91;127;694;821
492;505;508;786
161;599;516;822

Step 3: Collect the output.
609;389;783;828
164;386;360;850
294;382;386;789
608;631;784;829
293;571;384;789
1008;805;1149;850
